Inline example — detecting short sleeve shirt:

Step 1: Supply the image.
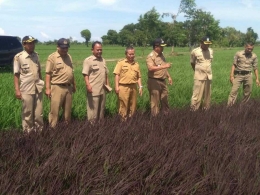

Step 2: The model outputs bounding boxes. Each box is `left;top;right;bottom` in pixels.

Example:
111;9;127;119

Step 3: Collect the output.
146;50;168;79
13;50;43;94
233;50;258;71
45;51;74;84
113;58;141;84
190;47;213;80
82;55;109;96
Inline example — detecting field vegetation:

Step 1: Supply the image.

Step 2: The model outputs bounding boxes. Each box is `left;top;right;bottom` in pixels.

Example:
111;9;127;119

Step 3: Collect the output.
1;101;260;194
1;44;260;130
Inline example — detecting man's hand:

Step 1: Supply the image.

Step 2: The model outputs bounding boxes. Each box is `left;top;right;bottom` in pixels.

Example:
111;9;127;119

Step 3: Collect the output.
72;85;76;93
139;87;143;96
115;86;119;94
168;77;173;85
45;88;51;98
86;84;92;93
164;63;171;69
15;89;22;99
256;79;260;86
230;76;234;84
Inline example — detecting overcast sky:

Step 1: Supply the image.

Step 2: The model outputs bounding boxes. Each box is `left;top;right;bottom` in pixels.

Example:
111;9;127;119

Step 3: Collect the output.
0;0;259;42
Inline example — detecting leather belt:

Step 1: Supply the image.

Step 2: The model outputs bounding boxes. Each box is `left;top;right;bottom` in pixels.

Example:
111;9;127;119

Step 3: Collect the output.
148;77;165;81
234;71;251;75
51;83;71;86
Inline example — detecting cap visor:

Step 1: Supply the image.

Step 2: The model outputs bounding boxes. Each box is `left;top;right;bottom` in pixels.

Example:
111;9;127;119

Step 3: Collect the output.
160;44;167;46
203;41;212;45
23;39;36;43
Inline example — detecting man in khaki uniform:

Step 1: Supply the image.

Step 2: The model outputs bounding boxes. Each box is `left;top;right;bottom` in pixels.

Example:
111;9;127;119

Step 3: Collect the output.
113;46;143;119
45;38;76;128
190;36;213;111
82;41;110;121
13;36;44;132
227;42;259;106
146;38;172;116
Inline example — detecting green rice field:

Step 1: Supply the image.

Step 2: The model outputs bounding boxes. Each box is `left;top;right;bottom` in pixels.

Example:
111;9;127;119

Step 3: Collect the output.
1;44;260;130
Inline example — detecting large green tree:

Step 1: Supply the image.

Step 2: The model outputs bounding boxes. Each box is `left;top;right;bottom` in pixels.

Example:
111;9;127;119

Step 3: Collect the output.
245;27;258;43
162;0;196;52
185;9;221;48
107;30;119;45
138;7;162;46
221;27;244;47
80;29;91;47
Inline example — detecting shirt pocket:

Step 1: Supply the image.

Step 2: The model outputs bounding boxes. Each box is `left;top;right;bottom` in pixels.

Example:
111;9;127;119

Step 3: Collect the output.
155;59;163;66
55;63;64;73
121;66;129;74
91;65;100;75
21;64;31;74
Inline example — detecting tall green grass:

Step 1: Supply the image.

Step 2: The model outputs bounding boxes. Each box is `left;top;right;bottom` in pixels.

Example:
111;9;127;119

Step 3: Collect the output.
1;45;260;129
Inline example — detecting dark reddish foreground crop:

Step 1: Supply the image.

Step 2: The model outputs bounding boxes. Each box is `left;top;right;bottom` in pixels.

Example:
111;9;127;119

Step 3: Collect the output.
1;101;260;195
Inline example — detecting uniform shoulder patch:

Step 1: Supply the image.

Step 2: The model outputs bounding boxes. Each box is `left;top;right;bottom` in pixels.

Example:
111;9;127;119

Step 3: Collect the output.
117;58;125;63
14;51;23;60
48;52;56;58
86;56;93;60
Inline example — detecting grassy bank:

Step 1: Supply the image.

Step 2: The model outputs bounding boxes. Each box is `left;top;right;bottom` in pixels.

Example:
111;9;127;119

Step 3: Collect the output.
1;45;260;129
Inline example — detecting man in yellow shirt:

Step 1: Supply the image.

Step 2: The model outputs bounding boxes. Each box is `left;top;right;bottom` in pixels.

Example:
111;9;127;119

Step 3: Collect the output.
113;46;142;119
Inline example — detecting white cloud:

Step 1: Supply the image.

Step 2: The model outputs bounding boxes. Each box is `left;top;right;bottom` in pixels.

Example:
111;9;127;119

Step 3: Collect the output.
0;0;6;6
97;0;117;5
58;1;91;12
40;32;50;39
241;0;253;8
0;28;5;35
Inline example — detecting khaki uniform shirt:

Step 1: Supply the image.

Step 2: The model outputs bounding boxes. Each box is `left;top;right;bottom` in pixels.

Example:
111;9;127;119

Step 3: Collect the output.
45;51;74;84
233;50;258;71
190;47;213;80
113;58;141;84
13;51;44;94
146;50;168;79
82;55;109;96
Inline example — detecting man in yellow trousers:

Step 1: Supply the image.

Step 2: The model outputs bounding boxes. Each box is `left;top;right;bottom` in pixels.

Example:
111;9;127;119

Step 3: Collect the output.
113;46;142;119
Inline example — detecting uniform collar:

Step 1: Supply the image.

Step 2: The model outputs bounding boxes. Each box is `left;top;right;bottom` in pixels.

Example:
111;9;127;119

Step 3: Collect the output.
92;55;103;61
124;58;135;64
56;51;68;58
243;51;252;57
24;50;35;58
152;50;162;57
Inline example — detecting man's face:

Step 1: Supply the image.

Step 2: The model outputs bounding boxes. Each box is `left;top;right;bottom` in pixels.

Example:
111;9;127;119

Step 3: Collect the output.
57;46;69;56
126;49;135;62
23;42;35;54
92;43;102;58
245;44;254;54
201;43;210;50
154;45;164;54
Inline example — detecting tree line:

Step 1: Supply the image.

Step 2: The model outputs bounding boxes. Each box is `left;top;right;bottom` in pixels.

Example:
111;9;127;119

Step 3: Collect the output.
39;0;258;48
101;1;258;48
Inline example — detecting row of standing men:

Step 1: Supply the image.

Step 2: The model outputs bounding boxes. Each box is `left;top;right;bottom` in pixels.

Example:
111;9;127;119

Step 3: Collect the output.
13;36;259;132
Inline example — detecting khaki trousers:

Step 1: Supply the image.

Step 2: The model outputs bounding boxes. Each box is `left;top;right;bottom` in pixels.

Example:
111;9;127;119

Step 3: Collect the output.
87;93;106;121
21;92;43;132
227;74;252;106
118;83;137;119
148;78;169;116
49;85;72;128
191;79;211;111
